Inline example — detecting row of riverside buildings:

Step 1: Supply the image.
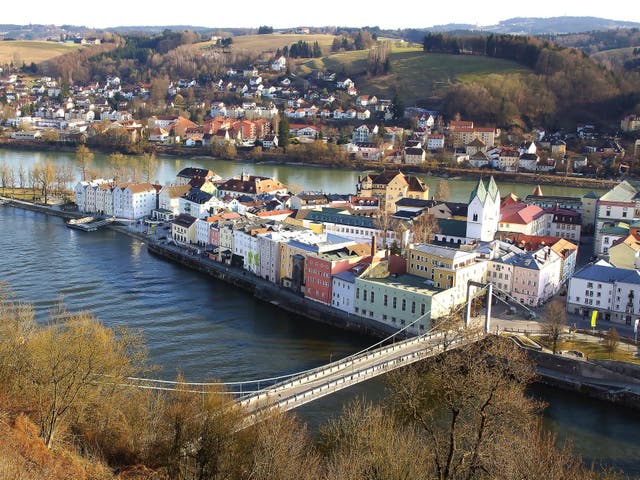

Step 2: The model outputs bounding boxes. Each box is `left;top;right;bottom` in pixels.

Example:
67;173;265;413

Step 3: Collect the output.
72;167;640;331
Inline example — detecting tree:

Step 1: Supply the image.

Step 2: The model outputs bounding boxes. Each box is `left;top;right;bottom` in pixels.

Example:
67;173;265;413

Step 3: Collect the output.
20;307;146;448
0;161;12;195
139;152;158;183
603;328;620;359
434;179;451;202
541;298;567;354
32;161;56;205
109;152;128;183
18;164;26;190
387;336;539;480
411;211;440;244
279;112;290;152
75;144;94;182
374;208;398;249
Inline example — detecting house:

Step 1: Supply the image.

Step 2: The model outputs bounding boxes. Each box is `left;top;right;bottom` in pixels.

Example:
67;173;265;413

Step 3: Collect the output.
407;244;485;292
158;184;191;215
171;213;198;244
179;188;222;218
469;151;490;169
262;134;278;149
426;133;445;151
304;250;364;306
594;180;640;255
403;147;426;165
621;114;640;132
352;124;378;143
356;170;429;213
176;168;220;185
518;153;539;172
216;172;288;199
567;261;640;325
149;127;169;143
112;183;158;220
608;235;640;270
499;200;547;236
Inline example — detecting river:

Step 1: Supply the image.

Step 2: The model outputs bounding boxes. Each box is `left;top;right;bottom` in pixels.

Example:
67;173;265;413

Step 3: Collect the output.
2;149;638;474
0;148;605;200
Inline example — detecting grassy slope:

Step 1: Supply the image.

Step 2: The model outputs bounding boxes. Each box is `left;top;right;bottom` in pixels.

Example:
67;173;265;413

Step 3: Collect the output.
591;46;640;68
298;46;530;105
0;40;83;64
198;33;337;55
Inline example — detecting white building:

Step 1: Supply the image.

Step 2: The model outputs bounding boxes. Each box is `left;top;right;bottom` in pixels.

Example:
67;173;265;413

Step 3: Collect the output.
113;183;158;220
178;189;222;218
594;181;640;255
466;177;500;242
567;261;640;325
195;217;214;247
331;269;359;314
158;184;191;215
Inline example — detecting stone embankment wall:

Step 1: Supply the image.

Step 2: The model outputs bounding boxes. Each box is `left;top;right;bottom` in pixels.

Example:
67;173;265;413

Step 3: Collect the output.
146;242;404;340
526;348;640;410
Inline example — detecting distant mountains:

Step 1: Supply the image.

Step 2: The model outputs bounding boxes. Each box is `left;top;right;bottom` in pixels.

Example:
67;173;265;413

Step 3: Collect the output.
1;17;640;41
428;16;640;35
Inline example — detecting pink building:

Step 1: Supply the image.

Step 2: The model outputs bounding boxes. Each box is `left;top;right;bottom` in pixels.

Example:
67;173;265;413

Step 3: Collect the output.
305;252;363;305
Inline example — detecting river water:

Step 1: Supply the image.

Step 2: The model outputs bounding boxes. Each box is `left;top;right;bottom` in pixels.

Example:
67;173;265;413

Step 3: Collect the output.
1;149;638;474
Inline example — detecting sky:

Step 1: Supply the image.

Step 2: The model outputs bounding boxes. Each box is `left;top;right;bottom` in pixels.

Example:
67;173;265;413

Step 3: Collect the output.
3;0;640;30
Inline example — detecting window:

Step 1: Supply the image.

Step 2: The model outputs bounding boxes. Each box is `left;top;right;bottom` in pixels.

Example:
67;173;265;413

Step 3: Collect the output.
402;299;406;311
356;288;360;299
363;290;367;301
411;302;416;314
421;304;426;315
393;297;397;308
383;294;388;306
370;291;375;303
473;214;478;221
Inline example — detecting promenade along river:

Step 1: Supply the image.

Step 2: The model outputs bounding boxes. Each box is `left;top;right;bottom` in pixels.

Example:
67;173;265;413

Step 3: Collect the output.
1;149;640;473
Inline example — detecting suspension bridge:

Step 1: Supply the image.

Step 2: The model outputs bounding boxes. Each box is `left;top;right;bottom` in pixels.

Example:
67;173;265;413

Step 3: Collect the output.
119;282;503;424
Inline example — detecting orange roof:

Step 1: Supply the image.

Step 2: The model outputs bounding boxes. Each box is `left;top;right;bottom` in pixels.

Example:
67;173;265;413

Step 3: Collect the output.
550;238;579;258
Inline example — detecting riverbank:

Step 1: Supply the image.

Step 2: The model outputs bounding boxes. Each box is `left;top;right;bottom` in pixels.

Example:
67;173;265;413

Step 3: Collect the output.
6;197;640;412
0;138;622;190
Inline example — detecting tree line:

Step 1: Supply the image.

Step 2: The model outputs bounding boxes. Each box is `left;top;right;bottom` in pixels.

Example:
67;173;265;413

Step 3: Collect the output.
0;284;625;479
422;33;640;128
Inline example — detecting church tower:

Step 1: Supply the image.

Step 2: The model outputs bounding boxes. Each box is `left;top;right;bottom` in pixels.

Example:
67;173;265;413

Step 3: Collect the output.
466;176;500;242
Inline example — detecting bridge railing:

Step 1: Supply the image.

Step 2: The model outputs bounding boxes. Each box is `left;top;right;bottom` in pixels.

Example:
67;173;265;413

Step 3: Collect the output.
241;330;485;426
239;327;480;409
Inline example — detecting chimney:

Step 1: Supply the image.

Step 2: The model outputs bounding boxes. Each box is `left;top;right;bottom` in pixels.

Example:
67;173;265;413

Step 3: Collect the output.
371;234;377;257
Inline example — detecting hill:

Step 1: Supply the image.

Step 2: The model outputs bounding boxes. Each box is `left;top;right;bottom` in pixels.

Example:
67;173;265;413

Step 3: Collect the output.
298;46;529;106
0;40;83;65
198;33;337;56
482;16;640;35
592;46;640;69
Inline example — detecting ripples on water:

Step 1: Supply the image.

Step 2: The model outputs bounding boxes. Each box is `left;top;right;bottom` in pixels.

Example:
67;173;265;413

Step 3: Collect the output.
2;206;640;475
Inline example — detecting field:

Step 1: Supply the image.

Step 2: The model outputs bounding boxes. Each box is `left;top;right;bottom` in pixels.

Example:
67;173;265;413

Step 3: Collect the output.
198;34;337;56
0;40;83;65
298;46;530;105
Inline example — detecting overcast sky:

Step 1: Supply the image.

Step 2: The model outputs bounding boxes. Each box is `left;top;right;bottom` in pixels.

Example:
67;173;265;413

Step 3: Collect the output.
3;0;640;29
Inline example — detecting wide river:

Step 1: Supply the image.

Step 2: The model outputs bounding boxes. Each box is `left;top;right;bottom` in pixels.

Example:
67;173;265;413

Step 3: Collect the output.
1;149;639;474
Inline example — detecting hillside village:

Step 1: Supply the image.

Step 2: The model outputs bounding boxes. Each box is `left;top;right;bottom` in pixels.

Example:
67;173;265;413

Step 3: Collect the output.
1;54;639;175
71;166;640;333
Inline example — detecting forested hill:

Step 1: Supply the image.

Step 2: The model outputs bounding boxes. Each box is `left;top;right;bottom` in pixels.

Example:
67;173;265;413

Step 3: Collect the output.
422;32;640;128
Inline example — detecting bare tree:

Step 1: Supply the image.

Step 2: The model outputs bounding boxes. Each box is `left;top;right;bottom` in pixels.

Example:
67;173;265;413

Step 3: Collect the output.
139;152;158;183
374;208;398;249
541;298;567;354
75;144;94;181
387;336;539;480
603;328;620;359
411;211;440;244
18;164;26;190
109;153;128;183
433;179;451;202
0;161;13;196
32;161;56;205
